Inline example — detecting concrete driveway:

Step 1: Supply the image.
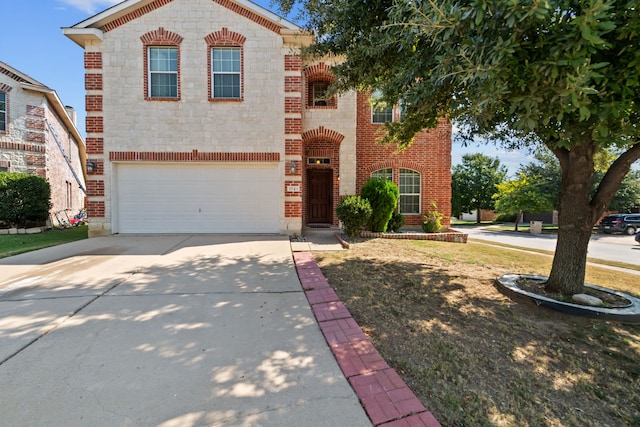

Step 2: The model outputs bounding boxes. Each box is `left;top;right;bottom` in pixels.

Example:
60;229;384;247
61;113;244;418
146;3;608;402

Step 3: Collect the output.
0;235;371;427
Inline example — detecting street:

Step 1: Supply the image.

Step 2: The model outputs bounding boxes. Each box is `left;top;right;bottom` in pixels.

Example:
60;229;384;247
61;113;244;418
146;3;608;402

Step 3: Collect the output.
462;225;640;268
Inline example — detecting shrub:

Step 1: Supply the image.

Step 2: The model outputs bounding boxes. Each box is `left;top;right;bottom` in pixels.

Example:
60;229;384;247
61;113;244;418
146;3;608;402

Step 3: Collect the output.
387;211;405;232
0;172;51;228
360;178;399;232
495;212;518;223
336;195;372;238
422;202;444;233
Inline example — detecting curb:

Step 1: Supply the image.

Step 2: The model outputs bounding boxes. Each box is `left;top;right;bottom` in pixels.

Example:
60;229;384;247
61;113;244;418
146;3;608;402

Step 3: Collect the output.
293;251;441;427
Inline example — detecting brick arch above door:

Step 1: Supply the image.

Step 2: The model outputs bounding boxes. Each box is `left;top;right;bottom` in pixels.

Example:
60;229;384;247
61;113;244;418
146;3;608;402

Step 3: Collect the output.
301;126;344;145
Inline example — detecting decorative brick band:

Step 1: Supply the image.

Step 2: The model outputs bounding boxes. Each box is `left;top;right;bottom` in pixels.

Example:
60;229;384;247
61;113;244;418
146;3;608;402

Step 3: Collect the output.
285;55;302;71
0;68;29;84
204;27;246;45
285;76;302;92
86;137;104;154
302;126;345;145
360;230;468;243
87;200;105;218
285;200;302;217
26;106;44;117
86;180;105;197
85;73;103;90
0;83;12;92
103;0;174;32
109;151;280;162
84;52;102;69
86;95;103;112
140;27;184;45
212;0;281;33
304;62;334;82
0;141;45;152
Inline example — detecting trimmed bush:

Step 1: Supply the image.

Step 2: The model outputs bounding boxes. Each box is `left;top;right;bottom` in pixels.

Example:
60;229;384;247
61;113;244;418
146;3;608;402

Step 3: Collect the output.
422;202;444;233
387;211;405;232
0;172;51;228
336;195;372;238
360;178;399;232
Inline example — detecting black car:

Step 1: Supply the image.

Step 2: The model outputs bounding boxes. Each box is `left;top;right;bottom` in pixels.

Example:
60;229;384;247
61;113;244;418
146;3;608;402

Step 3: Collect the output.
636;231;640;244
599;213;640;235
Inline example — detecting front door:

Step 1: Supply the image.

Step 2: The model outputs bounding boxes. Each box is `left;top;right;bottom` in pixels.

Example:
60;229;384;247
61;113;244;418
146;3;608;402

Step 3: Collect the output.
307;169;332;224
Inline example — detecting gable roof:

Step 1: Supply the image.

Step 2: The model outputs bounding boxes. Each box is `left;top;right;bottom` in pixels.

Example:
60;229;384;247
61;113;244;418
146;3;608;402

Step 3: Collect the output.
0;61;88;183
63;0;305;48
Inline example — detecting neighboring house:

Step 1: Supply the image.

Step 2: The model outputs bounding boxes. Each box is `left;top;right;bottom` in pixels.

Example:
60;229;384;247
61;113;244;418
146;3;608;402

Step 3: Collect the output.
63;0;451;237
0;61;87;226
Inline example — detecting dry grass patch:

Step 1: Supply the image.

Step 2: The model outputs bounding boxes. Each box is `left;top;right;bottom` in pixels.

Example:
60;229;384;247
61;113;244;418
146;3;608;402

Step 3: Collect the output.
313;239;640;427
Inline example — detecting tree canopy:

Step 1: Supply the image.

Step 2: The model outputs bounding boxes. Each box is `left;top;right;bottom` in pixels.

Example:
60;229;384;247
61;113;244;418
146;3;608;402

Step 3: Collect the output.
451;153;507;222
277;0;640;294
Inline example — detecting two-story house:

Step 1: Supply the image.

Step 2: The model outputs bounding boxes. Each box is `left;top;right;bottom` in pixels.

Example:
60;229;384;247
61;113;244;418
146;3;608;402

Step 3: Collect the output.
63;0;451;237
0;61;87;226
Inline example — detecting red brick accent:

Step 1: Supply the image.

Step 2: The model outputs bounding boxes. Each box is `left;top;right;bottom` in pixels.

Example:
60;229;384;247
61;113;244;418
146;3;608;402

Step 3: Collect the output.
86;137;104;154
285;117;302;134
26;105;44;117
25;117;45;130
355;92;452;227
0;83;11;92
85;95;103;112
212;0;282;33
26;131;45;143
204;27;246;45
304;62;337;108
103;0;174;32
26;154;45;167
86;179;105;197
285;201;302;217
285;97;302;113
109;151;280;162
86;116;104;133
302;126;345;145
285;138;302;156
285;55;302;71
87;200;105;218
84;52;102;69
0;141;45;152
85;73;103;90
140;27;184;45
285;76;302;92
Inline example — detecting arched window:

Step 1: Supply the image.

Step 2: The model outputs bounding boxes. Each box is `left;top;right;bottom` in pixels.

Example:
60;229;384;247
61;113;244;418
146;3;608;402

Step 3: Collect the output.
399;169;421;214
205;28;246;101
371;168;393;181
141;28;183;100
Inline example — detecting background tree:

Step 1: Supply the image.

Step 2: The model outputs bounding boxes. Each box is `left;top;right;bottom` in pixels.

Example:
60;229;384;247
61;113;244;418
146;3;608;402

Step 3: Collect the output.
451;153;507;223
494;174;555;231
276;0;640;294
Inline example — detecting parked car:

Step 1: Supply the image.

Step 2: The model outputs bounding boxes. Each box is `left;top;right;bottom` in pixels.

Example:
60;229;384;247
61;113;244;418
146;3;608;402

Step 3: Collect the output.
635;231;640;244
599;213;640;235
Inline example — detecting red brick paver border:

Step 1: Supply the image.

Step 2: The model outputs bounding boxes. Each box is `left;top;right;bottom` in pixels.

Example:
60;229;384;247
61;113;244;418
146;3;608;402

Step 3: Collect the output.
292;251;441;427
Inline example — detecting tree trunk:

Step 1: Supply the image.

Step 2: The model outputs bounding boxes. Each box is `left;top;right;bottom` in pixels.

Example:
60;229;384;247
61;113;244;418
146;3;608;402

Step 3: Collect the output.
546;142;595;294
514;210;522;232
476;208;481;224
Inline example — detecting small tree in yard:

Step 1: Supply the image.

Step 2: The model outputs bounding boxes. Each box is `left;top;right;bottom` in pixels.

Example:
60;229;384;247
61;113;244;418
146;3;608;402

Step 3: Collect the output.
274;0;640;295
494;174;555;231
336;195;372;238
422;202;444;233
0;172;51;228
360;178;399;232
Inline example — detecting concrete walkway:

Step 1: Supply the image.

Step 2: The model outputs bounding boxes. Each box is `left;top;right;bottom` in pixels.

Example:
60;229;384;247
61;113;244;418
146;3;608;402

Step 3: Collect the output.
0;235;371;427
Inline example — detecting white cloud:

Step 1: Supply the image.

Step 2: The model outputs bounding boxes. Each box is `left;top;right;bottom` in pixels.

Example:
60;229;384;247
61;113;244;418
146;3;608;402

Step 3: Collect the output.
58;0;122;14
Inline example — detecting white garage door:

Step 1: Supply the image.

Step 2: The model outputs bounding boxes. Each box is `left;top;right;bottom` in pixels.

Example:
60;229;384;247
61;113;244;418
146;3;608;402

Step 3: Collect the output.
114;163;280;233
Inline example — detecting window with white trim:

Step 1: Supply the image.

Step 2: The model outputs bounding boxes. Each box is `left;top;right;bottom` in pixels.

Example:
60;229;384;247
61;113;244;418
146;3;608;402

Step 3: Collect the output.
371;89;393;124
211;47;241;99
371;168;393;181
0;92;6;132
399;169;421;214
148;47;178;98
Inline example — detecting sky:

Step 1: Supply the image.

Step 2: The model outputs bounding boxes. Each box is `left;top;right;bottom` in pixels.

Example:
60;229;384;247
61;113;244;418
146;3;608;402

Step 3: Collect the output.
1;0;535;175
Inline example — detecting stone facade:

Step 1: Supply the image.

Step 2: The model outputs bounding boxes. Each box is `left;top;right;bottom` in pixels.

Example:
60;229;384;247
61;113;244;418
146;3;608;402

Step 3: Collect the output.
0;62;87;224
64;0;451;236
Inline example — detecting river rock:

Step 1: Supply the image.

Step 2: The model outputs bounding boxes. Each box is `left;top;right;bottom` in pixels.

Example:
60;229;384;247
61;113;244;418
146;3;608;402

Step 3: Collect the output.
572;293;603;306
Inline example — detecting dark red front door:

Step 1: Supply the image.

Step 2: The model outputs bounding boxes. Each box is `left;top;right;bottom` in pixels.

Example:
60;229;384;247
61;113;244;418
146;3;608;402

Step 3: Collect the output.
308;169;332;223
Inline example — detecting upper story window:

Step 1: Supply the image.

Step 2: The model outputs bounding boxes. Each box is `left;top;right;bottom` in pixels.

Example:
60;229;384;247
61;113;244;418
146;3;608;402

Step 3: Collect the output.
371;89;394;124
211;47;241;99
399;168;421;214
0;92;6;132
205;28;246;102
140;27;183;101
148;47;178;98
304;63;337;109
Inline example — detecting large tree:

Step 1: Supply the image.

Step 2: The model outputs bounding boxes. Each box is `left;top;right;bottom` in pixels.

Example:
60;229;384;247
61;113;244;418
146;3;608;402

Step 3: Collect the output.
451;153;507;222
278;0;640;294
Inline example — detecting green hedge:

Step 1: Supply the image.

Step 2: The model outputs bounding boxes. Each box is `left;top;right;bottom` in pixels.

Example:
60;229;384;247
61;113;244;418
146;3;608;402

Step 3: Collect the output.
0;172;51;228
336;195;372;238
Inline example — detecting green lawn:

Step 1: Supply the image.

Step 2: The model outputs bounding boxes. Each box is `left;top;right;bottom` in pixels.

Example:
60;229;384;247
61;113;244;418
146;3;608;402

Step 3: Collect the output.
0;225;88;259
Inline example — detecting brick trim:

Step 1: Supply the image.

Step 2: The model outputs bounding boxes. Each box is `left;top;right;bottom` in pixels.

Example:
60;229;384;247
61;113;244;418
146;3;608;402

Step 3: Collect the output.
301;126;345;145
212;0;282;34
304;62;337;108
0;141;45;152
109;151;280;162
104;0;174;32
